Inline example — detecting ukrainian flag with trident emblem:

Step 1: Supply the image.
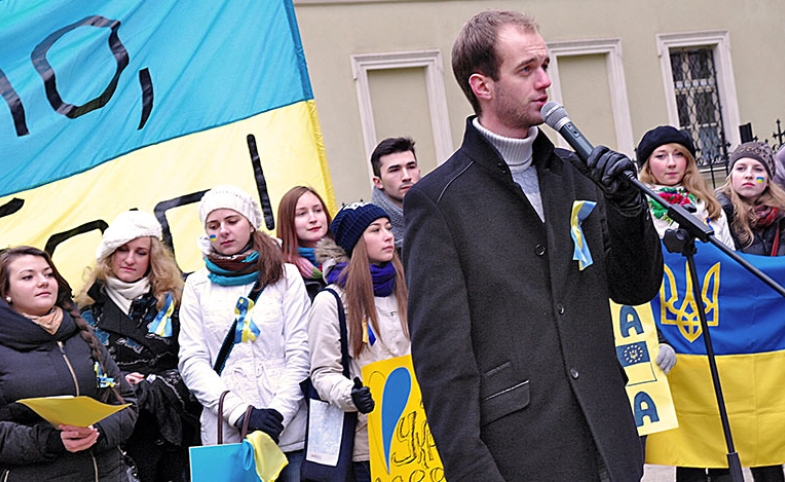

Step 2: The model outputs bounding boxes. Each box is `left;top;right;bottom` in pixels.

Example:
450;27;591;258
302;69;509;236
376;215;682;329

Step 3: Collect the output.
642;241;785;467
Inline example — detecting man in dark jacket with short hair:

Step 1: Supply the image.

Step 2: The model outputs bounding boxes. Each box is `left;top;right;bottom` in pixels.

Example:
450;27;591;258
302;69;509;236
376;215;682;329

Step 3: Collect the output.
403;10;663;481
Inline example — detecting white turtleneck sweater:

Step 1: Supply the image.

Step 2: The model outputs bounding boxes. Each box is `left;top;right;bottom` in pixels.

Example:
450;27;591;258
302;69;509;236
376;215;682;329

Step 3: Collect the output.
473;118;544;221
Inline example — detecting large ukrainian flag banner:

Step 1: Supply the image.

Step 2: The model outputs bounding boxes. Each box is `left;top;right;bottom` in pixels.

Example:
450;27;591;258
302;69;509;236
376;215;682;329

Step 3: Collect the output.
0;0;333;285
646;242;785;467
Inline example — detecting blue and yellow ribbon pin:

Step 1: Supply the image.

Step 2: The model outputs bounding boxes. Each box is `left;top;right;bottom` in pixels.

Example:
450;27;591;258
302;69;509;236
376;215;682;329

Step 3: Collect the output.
148;292;174;337
94;362;116;388
570;200;597;271
234;296;261;344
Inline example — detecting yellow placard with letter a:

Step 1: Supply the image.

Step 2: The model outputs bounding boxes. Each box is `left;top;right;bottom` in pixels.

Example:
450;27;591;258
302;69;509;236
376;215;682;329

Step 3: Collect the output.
611;301;679;436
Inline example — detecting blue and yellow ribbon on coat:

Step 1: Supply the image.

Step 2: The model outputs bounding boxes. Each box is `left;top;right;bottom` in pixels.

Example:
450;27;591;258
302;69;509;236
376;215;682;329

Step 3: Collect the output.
570;200;596;271
233;297;261;344
148;292;174;338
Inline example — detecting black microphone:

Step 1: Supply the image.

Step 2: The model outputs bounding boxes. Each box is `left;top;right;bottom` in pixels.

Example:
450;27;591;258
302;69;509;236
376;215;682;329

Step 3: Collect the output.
540;101;594;162
540;101;635;182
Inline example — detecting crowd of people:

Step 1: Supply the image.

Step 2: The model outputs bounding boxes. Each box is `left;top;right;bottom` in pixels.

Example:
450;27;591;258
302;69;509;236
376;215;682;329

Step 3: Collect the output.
1;7;783;482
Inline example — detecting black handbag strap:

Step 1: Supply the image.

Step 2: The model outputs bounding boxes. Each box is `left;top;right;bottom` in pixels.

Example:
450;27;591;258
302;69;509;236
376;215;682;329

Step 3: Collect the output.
213;281;265;375
217;390;253;444
323;288;351;378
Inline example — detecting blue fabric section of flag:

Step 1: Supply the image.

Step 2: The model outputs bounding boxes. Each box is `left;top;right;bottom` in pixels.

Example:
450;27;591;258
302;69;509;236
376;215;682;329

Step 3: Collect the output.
652;240;785;355
616;341;651;367
0;0;313;196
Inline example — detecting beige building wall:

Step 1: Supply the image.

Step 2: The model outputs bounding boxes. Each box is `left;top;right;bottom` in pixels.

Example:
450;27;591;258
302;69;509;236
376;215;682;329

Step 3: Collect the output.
294;0;785;206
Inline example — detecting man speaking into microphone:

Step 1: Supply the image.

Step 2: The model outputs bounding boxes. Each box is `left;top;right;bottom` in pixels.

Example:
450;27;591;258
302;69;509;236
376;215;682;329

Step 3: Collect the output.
403;9;663;482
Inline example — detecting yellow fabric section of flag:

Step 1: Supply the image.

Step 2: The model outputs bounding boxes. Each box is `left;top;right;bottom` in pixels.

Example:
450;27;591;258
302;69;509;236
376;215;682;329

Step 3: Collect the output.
646;352;785;466
0;100;334;291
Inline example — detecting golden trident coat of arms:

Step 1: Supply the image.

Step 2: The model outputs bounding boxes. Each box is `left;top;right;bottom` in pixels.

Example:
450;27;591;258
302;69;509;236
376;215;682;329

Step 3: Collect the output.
659;261;721;343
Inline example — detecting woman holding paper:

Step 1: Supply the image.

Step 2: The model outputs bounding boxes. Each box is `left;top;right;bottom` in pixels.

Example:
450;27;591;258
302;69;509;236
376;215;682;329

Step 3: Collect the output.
0;246;137;481
178;185;310;482
77;210;199;482
308;202;411;482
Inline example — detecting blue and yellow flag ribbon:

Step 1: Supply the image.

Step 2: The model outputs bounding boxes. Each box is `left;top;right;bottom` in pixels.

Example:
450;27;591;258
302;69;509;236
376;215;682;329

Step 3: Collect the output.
94;362;116;389
362;320;377;346
233;297;261;344
148;292;174;338
570;200;597;271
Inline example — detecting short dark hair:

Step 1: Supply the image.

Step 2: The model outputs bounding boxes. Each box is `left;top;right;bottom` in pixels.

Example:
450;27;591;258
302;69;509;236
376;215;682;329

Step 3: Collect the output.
370;137;416;177
452;10;539;115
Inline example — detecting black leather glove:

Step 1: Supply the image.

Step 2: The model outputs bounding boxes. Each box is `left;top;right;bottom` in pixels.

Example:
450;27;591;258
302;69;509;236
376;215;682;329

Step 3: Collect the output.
583;146;643;212
351;377;375;414
246;408;284;443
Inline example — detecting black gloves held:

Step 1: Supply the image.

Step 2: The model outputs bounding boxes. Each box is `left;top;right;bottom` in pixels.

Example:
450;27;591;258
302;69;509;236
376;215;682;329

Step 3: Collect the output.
245;408;284;443
583;146;644;212
351;377;375;414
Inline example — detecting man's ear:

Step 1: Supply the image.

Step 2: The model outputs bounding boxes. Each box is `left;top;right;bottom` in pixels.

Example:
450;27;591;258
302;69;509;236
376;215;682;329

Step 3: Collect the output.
372;176;384;190
469;73;492;102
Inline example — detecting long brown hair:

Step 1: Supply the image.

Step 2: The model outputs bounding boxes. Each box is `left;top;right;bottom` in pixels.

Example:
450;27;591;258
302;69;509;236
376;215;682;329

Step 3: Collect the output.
252;230;285;287
717;175;785;248
276;186;333;263
340;239;408;356
0;246;124;404
639;143;723;220
77;237;184;309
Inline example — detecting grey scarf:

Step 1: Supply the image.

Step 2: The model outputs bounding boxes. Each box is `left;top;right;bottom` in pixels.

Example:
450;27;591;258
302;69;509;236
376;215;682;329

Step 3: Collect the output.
371;187;405;249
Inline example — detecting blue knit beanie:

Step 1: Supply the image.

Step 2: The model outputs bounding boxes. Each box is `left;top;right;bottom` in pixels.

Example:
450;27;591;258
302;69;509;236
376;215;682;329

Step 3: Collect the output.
330;202;390;255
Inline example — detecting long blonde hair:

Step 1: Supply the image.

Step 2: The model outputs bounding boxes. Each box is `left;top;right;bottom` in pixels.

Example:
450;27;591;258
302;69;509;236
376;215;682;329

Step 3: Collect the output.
77;237;184;309
639;143;723;220
341;239;409;356
716;175;785;248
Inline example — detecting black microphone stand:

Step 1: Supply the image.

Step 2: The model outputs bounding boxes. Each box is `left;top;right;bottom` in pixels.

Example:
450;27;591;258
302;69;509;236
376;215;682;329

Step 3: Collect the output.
627;174;785;482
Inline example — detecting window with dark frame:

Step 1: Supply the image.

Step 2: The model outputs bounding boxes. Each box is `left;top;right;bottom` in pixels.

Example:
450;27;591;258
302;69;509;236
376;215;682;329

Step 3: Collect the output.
669;47;729;169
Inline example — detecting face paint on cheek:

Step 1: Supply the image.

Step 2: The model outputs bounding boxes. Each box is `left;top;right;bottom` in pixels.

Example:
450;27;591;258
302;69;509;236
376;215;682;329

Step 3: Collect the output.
756;177;766;184
209;234;217;240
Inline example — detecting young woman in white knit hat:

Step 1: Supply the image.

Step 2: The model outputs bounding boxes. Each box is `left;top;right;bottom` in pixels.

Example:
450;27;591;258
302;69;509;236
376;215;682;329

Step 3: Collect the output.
177;185;310;482
76;209;198;482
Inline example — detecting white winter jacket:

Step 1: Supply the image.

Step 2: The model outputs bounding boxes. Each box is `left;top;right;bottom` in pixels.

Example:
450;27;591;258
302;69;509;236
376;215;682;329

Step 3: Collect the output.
308;285;411;461
178;264;310;452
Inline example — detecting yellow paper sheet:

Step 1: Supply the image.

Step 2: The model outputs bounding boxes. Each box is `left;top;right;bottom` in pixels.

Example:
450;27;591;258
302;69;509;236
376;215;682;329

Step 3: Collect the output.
17;396;131;428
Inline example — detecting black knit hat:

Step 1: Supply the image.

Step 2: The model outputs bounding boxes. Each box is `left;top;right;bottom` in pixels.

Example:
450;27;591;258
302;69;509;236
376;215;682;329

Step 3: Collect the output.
728;142;776;178
330;202;390;255
636;125;696;166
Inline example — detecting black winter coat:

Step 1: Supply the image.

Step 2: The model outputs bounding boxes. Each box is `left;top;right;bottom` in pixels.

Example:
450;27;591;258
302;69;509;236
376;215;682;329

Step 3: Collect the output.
81;282;200;480
403;118;664;482
0;299;137;481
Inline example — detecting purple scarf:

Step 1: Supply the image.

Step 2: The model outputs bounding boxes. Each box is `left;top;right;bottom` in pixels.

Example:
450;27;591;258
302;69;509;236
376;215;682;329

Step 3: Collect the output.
326;261;396;296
